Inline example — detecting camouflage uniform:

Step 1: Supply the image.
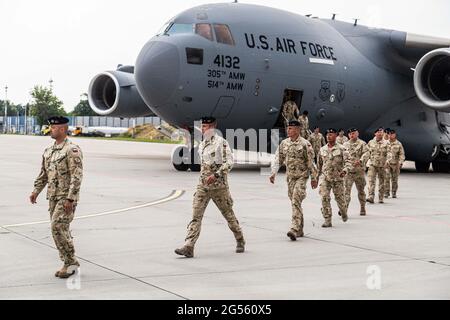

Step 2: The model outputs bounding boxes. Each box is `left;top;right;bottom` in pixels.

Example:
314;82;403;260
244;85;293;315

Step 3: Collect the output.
343;139;370;212
336;135;349;145
308;132;326;164
318;143;352;225
366;138;391;202
271;136;318;236
385;139;405;197
184;134;244;247
282;101;299;127
33;138;83;267
298;115;310;139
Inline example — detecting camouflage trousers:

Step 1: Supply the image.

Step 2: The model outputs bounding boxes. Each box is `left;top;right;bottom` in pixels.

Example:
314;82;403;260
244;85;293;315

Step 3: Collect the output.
367;166;385;201
319;179;347;222
185;186;244;247
49;199;78;267
385;165;400;195
345;171;366;209
287;176;308;234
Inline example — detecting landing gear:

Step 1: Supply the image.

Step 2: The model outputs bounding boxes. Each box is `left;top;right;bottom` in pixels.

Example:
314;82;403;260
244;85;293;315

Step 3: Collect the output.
171;145;201;172
432;161;450;173
415;161;431;173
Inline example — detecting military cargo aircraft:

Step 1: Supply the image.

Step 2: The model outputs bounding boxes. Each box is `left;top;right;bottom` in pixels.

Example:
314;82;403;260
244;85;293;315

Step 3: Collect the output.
88;3;450;173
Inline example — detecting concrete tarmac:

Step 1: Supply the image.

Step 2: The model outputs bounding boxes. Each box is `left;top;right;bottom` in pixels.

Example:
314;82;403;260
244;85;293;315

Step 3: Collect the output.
0;135;449;299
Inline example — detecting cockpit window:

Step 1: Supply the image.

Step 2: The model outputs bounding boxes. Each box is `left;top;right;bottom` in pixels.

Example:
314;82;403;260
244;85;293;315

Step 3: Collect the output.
166;23;194;36
195;23;213;41
213;24;235;46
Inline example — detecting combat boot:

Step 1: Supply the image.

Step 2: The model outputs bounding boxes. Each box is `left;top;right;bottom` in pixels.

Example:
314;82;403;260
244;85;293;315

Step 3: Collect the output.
287;230;297;241
392;193;397;198
56;262;80;279
379;199;384;204
360;205;366;216
236;239;245;253
341;212;348;222
366;198;374;204
385;192;390;198
175;245;194;258
322;221;332;228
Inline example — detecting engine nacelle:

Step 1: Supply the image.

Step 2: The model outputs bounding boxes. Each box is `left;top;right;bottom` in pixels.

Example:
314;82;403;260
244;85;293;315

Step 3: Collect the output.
414;48;450;112
88;68;154;117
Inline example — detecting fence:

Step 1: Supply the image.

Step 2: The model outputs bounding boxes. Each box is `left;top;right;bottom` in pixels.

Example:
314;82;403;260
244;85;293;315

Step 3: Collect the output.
0;116;163;135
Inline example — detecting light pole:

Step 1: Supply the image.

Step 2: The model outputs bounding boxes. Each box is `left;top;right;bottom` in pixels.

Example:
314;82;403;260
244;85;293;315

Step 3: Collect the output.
4;85;8;134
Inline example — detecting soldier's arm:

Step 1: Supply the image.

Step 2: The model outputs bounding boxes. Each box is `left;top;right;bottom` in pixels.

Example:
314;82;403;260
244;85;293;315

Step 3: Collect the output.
33;156;48;196
321;135;326;147
306;143;318;182
67;147;83;201
360;142;370;167
215;140;234;177
399;143;406;166
386;144;393;166
317;150;323;177
270;142;285;176
342;147;352;174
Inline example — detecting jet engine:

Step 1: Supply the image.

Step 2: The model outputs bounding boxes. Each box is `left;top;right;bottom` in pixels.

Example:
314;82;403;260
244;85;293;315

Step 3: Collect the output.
88;66;154;117
414;48;450;112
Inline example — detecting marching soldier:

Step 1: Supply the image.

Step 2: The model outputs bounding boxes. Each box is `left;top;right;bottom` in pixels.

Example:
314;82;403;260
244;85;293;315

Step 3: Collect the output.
318;128;352;227
298;110;310;139
308;126;326;164
366;127;391;204
385;129;405;198
336;129;349;145
270;120;318;240
343;128;370;215
30;116;83;278
175;117;245;258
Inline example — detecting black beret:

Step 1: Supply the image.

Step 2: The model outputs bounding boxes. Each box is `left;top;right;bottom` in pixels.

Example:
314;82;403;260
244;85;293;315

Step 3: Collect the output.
375;127;384;133
312;125;319;130
326;128;337;134
347;127;358;134
384;127;391;133
48;116;69;125
338;128;345;132
389;129;396;134
288;120;301;127
302;110;309;115
201;116;216;124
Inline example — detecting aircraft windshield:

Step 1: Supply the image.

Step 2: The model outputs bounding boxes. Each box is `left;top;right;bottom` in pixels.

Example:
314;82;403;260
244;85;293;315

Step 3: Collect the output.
166;23;194;35
195;23;214;41
213;24;234;45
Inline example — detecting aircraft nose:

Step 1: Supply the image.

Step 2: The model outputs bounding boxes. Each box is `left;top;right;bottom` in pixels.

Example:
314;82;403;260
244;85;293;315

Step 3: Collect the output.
135;41;180;108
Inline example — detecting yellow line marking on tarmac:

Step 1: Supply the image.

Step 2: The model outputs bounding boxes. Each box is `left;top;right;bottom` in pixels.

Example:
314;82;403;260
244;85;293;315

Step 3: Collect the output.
1;190;185;228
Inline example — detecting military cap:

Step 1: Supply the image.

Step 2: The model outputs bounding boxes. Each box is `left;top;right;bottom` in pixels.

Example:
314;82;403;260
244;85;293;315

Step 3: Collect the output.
347;127;358;134
389;129;396;134
288;120;301;127
384;127;392;133
201;116;216;124
312;125;319;130
338;128;345;132
375;127;384;133
47;116;69;125
326;128;337;134
302;110;309;116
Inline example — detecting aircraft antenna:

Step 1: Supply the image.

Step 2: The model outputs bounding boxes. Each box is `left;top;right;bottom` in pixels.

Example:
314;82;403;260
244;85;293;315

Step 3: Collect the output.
332;13;337;20
353;18;359;26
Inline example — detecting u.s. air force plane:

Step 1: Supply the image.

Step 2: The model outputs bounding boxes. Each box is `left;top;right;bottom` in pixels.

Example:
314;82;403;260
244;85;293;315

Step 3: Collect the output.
88;2;450;173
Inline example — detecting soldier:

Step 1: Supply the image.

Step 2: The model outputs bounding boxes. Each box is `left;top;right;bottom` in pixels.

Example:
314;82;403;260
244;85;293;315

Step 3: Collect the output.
336;128;349;145
175;117;245;258
384;129;405;198
270;120;318;240
383;128;391;141
29;116;83;278
282;93;300;128
343;128;370;216
298;110;310;139
366;127;391;204
318;128;352;227
308;126;326;164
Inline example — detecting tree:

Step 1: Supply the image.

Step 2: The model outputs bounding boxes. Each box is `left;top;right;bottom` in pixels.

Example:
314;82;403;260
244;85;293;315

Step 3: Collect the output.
69;93;97;116
0;100;25;116
29;86;66;126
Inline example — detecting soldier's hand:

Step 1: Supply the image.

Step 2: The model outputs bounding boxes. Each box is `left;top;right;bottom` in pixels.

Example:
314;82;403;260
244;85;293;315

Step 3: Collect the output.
311;180;318;189
29;192;38;204
206;175;217;185
269;174;276;184
64;200;74;213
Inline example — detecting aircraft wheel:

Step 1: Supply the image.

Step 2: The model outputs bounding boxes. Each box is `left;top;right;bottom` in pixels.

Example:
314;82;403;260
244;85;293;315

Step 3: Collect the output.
415;161;430;173
189;147;201;172
432;161;450;173
172;145;189;172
